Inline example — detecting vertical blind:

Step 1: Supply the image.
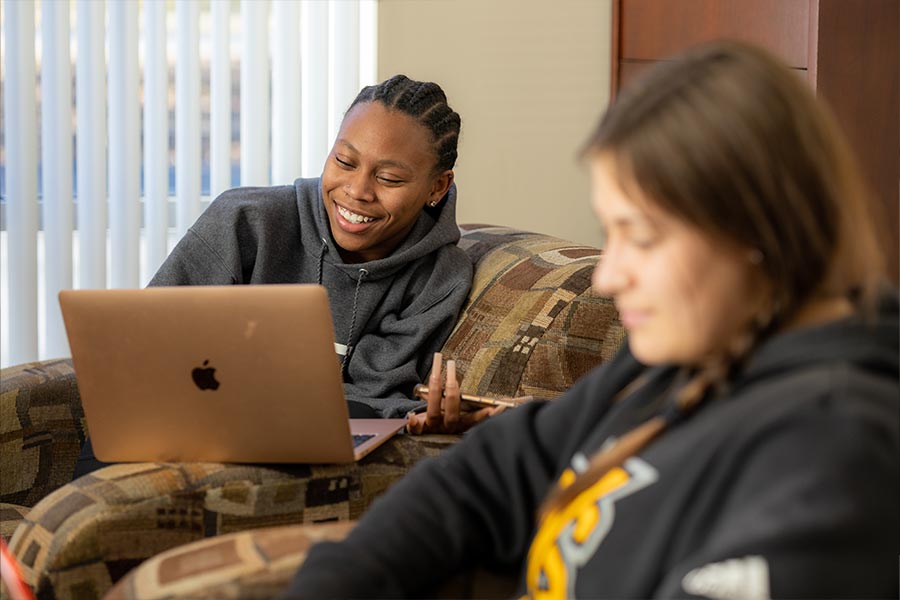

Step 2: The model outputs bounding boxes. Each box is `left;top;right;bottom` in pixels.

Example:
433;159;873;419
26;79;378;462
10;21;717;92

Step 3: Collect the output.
0;0;378;368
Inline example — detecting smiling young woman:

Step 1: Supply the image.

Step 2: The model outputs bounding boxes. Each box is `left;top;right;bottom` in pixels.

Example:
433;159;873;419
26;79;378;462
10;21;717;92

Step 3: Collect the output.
73;75;475;478
144;75;471;422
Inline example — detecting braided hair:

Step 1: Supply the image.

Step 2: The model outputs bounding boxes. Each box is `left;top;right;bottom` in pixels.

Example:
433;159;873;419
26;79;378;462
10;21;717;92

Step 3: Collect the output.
347;75;461;173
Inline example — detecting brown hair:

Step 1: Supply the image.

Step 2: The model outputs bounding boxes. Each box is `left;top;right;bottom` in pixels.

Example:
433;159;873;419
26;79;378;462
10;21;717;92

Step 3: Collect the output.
540;40;886;519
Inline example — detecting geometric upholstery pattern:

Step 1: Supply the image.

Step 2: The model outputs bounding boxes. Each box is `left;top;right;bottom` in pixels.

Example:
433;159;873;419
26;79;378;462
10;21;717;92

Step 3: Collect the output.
1;357;86;554
7;435;456;599
447;225;623;399
0;358;86;510
1;504;30;544
107;522;519;600
104;522;357;600
1;225;622;599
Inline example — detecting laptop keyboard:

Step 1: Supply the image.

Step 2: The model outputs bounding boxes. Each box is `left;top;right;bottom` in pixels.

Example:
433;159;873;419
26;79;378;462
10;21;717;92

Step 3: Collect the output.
352;434;375;448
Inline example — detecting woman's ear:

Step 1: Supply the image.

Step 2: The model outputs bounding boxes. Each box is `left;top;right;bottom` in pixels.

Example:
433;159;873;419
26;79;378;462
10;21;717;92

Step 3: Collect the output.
427;170;454;207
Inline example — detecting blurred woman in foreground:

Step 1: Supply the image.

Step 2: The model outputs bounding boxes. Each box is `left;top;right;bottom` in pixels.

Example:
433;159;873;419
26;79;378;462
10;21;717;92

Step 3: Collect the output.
285;41;898;599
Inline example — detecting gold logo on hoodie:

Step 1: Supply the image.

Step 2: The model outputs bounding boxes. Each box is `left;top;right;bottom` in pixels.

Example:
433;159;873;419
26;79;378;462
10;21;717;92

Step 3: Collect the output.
526;456;658;599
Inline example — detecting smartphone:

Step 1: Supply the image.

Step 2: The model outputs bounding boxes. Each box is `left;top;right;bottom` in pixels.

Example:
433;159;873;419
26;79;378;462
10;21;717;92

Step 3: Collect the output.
412;384;522;409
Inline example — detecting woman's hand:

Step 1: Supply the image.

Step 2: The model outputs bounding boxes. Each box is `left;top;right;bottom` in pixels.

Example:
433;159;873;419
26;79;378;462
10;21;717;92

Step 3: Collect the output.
406;353;511;435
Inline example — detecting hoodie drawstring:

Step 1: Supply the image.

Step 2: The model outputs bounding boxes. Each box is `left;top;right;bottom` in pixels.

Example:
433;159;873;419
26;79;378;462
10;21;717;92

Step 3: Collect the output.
315;239;367;375
341;268;368;374
316;238;327;285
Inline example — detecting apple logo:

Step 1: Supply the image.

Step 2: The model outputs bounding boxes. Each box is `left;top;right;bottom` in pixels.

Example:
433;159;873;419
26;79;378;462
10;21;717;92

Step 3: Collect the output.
192;359;220;391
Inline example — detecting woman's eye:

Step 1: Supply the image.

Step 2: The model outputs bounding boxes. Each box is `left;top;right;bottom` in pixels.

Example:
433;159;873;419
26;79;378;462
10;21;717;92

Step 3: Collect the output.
335;156;353;168
377;176;403;185
631;235;659;249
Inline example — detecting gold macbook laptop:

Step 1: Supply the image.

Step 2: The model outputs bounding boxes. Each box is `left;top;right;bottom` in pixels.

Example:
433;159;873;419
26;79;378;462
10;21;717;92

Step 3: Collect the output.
59;284;407;464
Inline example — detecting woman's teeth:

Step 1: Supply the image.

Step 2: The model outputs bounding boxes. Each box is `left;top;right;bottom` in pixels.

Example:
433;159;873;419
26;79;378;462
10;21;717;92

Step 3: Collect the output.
337;204;375;224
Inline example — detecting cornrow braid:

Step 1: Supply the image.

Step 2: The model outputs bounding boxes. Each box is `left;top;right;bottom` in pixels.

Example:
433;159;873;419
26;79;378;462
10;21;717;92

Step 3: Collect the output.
348;74;461;173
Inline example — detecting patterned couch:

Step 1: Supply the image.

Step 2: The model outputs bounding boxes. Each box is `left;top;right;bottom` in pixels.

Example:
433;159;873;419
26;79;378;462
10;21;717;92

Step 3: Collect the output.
1;225;624;599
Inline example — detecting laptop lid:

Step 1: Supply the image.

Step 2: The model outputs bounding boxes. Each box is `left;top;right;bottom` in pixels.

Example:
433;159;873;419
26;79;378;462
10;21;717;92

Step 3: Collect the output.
59;284;404;464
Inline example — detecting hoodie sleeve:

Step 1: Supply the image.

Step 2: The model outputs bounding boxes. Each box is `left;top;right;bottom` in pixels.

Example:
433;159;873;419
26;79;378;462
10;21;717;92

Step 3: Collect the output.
149;186;299;286
281;350;644;599
149;229;237;286
341;246;474;418
148;191;247;286
282;372;606;599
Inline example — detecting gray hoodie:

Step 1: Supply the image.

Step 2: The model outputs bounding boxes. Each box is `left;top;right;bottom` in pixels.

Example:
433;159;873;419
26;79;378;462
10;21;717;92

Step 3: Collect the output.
150;177;473;417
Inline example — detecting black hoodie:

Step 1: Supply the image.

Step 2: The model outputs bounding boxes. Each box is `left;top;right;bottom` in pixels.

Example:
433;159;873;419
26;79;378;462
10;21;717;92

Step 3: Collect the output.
288;289;899;598
150;177;473;417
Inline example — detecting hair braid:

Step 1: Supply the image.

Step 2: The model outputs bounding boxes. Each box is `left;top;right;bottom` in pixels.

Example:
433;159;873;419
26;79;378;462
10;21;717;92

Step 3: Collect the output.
347;74;461;172
538;415;668;522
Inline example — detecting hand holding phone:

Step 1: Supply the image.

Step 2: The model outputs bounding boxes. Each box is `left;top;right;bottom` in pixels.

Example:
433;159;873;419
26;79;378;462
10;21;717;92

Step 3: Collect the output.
406;353;532;435
412;384;523;409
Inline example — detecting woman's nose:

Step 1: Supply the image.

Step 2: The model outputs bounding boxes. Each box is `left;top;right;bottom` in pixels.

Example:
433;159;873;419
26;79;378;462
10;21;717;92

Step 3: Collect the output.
592;246;627;296
345;171;374;202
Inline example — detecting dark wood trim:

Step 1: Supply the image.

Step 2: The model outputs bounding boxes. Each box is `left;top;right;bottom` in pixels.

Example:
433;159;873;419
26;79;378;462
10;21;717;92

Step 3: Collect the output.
815;0;899;281
610;0;621;99
807;0;819;87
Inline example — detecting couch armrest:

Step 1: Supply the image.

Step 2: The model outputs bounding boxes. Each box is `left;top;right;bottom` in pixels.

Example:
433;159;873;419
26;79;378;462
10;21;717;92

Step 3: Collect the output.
449;225;623;399
107;521;518;599
1;359;86;508
106;522;355;600
8;433;456;598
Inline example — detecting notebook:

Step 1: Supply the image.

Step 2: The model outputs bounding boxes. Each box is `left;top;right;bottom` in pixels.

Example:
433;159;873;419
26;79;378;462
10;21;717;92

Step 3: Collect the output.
58;284;407;464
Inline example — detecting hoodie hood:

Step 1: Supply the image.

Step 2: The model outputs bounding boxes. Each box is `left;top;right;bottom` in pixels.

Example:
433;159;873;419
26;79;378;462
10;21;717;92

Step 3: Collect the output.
295;177;462;281
292;176;473;417
741;285;899;386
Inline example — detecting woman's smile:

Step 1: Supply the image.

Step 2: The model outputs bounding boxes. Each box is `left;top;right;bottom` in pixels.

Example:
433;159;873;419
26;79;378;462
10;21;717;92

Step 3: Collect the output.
616;306;650;330
320;101;452;263
333;200;379;232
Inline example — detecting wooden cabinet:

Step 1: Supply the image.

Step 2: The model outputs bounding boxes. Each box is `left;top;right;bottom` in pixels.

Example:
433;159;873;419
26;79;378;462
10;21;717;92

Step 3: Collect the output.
611;0;899;281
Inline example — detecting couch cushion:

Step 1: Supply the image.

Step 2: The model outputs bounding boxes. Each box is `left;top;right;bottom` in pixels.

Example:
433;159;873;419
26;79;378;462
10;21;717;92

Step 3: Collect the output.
7;434;457;598
449;225;623;399
1;503;29;543
0;359;85;508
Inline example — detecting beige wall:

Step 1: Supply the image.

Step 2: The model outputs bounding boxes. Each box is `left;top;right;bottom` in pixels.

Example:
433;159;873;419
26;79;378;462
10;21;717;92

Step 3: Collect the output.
378;0;612;247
